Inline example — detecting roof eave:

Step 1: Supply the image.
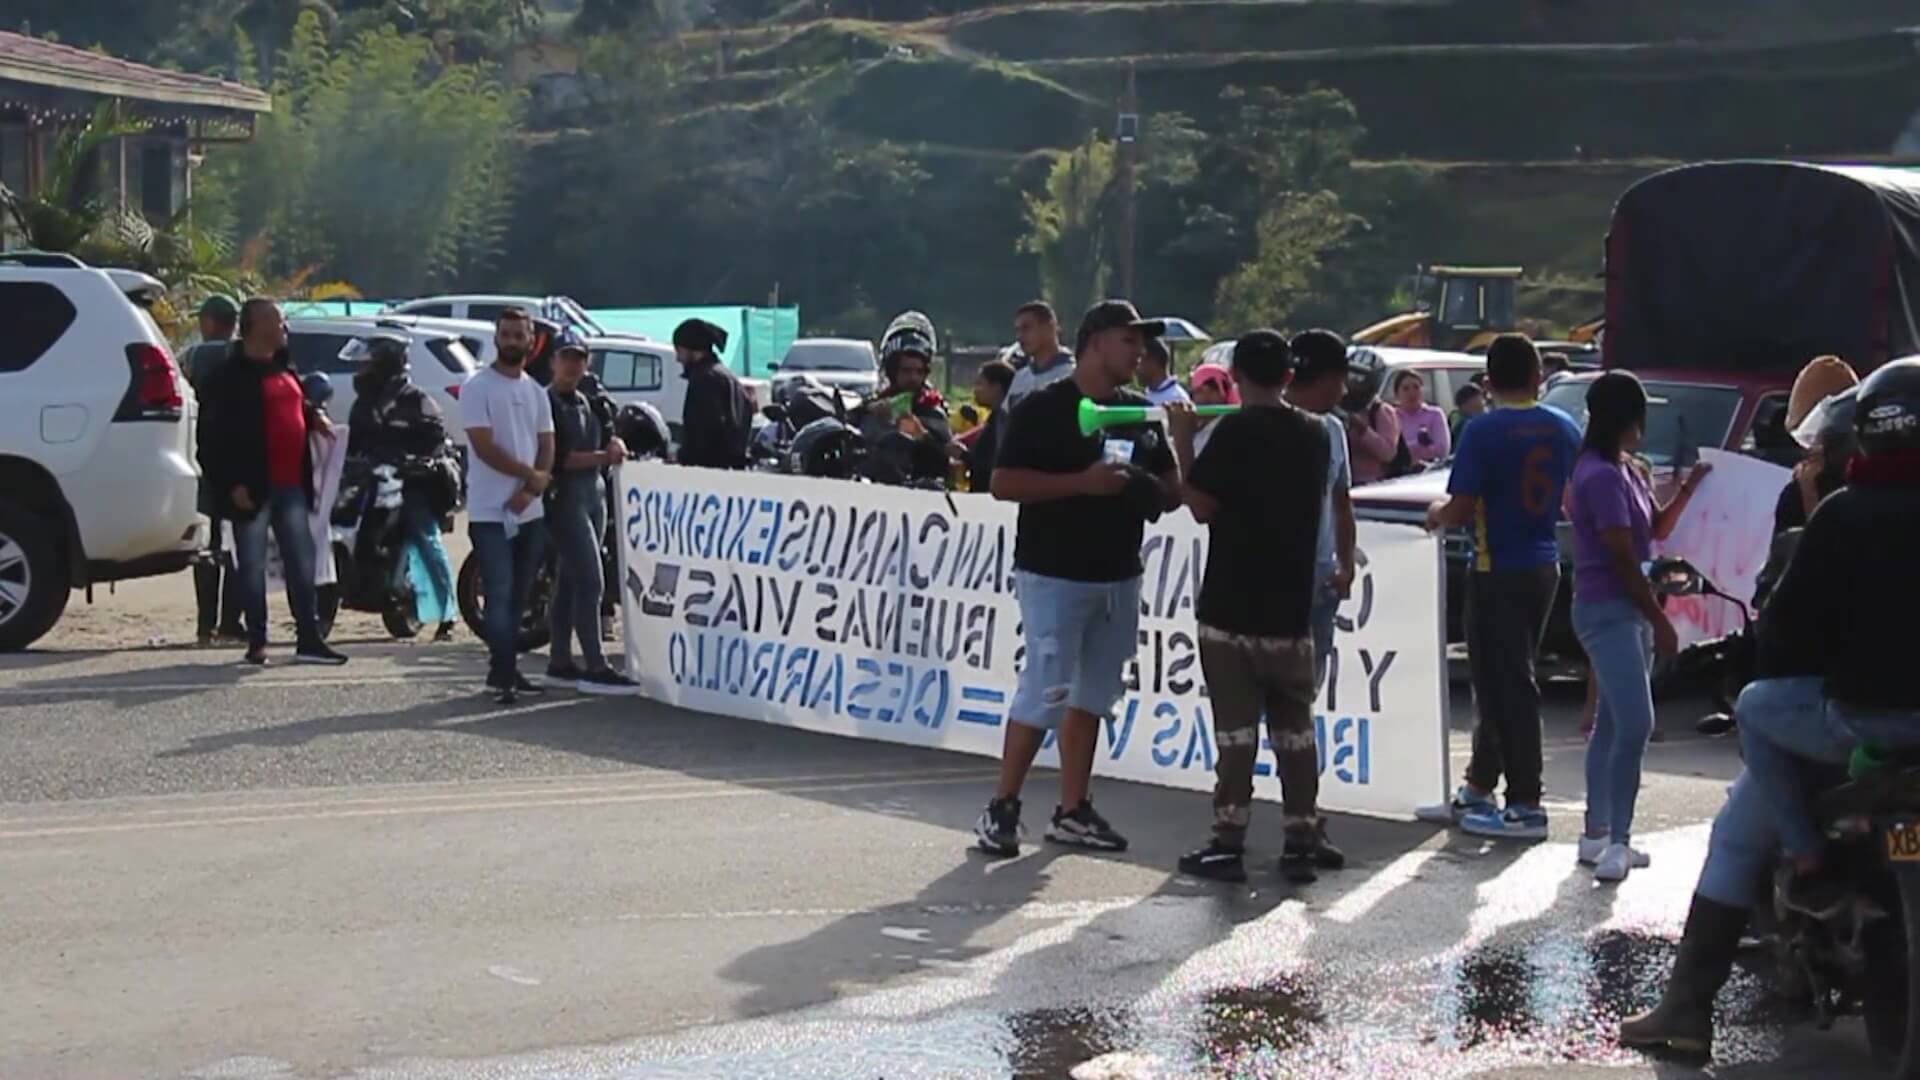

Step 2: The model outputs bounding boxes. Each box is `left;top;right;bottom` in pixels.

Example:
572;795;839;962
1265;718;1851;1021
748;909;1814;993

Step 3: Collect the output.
0;60;271;114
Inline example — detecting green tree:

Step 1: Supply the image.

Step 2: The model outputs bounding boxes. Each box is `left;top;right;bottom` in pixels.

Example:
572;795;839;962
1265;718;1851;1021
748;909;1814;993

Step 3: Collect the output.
1017;131;1116;325
204;11;524;295
1212;190;1363;332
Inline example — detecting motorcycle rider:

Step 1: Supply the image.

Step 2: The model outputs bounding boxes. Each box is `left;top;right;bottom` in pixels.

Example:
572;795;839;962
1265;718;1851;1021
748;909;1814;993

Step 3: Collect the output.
347;333;458;642
1620;357;1920;1058
858;318;951;483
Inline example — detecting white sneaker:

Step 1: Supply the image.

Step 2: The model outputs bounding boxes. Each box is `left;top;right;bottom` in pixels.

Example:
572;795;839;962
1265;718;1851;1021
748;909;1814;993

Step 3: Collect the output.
1578;834;1652;868
1593;842;1640;882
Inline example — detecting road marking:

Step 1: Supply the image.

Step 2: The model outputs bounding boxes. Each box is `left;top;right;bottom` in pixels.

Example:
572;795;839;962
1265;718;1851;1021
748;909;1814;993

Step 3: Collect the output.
0;770;997;841
486;965;542;987
0;672;477;696
2;765;994;829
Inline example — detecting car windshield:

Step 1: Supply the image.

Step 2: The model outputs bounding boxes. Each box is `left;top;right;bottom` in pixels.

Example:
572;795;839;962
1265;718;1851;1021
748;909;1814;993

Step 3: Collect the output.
552;297;605;336
1542;379;1742;468
782;341;876;372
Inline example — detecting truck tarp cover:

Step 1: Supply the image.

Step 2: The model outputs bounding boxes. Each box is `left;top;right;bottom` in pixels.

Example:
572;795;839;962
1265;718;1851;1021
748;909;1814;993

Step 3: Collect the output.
1605;161;1920;373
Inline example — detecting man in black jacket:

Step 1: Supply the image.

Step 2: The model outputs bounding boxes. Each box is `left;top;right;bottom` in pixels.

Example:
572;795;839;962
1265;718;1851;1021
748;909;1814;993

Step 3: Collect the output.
674;319;752;469
1620;358;1920;1058
196;299;347;666
184;295;243;644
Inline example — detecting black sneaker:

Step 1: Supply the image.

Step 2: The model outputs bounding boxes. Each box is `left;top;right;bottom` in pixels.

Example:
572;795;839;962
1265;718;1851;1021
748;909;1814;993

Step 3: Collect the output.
577;668;640;695
494;685;519;706
1046;800;1129;852
545;661;584;689
294;643;348;666
973;796;1022;857
1178;840;1248;883
1280;822;1345;883
511;674;547;696
433;622;455;643
242;649;269;667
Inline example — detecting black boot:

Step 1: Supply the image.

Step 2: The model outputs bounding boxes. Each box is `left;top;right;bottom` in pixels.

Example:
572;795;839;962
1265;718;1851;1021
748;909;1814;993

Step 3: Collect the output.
1618;894;1748;1057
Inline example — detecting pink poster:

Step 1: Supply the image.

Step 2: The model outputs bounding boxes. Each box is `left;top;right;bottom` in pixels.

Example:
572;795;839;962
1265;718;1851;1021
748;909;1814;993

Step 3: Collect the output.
1654;448;1791;647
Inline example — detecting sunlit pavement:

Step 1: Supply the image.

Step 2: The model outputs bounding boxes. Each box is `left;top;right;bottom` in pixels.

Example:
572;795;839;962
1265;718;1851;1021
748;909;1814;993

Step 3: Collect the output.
0;644;1886;1079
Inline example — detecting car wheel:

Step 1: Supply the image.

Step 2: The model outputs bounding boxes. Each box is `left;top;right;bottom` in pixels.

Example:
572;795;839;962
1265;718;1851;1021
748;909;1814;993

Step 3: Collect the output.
0;499;70;652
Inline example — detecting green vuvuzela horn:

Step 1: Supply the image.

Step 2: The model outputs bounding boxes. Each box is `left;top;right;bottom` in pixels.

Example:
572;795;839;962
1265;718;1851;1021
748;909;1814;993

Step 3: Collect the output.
1076;397;1238;436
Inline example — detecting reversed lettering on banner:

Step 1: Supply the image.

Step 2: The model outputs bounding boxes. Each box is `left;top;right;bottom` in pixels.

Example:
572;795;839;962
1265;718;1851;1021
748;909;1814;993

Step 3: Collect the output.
617;463;1449;819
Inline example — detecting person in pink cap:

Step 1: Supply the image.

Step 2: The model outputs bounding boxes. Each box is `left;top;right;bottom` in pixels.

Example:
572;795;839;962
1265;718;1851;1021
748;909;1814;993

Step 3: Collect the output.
1189;363;1239;455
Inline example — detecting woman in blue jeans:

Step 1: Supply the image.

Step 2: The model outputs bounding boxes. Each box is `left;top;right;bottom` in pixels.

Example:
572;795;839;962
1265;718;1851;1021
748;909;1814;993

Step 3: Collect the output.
1566;372;1709;882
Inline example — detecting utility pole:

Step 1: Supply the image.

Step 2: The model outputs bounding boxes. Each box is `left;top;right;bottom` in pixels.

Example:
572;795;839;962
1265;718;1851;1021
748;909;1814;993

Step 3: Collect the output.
1115;61;1138;300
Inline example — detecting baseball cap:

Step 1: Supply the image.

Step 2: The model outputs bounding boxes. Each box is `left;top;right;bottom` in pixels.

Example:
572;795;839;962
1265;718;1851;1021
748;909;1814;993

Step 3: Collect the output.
1189;363;1240;405
197;294;239;320
1076;299;1165;352
1231;329;1290;373
1288;328;1349;381
556;329;589;357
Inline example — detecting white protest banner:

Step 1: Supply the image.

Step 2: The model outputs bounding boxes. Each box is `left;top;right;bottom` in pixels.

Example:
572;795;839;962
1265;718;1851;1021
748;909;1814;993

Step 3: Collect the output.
1654;447;1790;646
615;462;1450;820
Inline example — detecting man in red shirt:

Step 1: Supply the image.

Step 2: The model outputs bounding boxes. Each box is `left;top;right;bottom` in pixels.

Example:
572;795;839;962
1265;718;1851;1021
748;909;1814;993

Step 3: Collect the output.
196;299;348;666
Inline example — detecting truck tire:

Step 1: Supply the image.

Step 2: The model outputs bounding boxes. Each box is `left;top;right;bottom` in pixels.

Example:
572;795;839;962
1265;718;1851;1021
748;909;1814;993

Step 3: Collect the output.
0;499;70;651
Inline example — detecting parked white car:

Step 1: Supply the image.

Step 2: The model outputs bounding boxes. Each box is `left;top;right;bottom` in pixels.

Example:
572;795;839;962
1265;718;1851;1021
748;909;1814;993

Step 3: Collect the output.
0;263;203;649
284;318;480;445
384;294;609;339
770;337;880;396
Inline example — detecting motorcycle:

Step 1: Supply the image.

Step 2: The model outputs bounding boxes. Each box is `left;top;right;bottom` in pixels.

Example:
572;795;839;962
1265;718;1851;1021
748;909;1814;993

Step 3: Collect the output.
316;455;450;641
1668;528;1803;737
1654;556;1920;1075
456;401;670;653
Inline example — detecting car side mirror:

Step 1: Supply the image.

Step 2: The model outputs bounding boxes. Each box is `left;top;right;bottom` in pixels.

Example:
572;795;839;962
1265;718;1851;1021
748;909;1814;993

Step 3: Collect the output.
766;361;781;371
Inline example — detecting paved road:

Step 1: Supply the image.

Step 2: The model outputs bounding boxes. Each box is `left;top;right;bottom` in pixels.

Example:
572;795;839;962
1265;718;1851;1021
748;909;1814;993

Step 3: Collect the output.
0;637;1890;1079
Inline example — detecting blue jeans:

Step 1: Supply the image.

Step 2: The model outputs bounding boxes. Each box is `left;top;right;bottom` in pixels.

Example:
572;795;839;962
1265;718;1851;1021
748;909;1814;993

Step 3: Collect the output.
399;496;455;626
1010;572;1142;731
233;486;320;652
1698;679;1920;906
468;518;549;685
548;491;608;669
1310;578;1339;691
1574;595;1655;846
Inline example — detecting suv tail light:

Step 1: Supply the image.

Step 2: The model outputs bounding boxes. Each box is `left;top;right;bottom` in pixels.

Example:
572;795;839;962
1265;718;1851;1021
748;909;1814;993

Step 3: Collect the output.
114;343;184;421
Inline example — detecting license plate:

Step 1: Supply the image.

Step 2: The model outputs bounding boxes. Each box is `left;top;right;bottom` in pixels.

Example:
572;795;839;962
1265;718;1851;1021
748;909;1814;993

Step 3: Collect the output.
1888;821;1920;862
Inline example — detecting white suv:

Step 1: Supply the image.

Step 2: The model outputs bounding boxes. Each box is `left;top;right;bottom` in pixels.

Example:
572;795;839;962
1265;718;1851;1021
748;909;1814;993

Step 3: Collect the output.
0;264;202;650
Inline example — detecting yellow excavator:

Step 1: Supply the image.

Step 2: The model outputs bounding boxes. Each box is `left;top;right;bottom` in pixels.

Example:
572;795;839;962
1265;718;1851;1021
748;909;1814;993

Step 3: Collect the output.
1352;266;1523;353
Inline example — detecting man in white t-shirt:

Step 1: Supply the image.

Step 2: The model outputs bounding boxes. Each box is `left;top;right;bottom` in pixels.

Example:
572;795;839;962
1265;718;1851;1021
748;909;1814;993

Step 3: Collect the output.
1140;337;1191;407
464;307;556;704
1286;330;1359;688
988;301;1077;464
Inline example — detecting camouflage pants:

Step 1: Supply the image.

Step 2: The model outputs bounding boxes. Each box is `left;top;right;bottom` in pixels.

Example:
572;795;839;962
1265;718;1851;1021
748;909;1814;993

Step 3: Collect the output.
1198;625;1320;848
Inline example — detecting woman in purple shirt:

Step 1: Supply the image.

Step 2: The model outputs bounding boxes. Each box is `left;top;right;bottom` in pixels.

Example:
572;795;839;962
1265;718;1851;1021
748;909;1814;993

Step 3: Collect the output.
1568;372;1710;883
1392;370;1451;465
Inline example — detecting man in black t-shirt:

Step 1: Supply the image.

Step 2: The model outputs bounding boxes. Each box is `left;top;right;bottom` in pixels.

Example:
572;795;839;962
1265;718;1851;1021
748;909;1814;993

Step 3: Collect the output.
1167;330;1340;885
972;300;1181;858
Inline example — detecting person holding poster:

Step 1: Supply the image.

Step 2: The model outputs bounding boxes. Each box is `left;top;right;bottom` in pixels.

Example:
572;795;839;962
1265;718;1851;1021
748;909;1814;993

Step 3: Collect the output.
972;299;1179;858
1568;371;1710;883
1418;335;1580;841
1166;331;1338;885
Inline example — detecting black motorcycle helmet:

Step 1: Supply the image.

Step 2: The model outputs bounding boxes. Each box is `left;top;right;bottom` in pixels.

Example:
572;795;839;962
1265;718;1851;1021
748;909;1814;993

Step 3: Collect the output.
301;371;335;407
880;328;935;387
1341;345;1388;413
790;417;862;479
615;402;672;461
364;332;409;374
778;374;843;430
1854;357;1920;456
